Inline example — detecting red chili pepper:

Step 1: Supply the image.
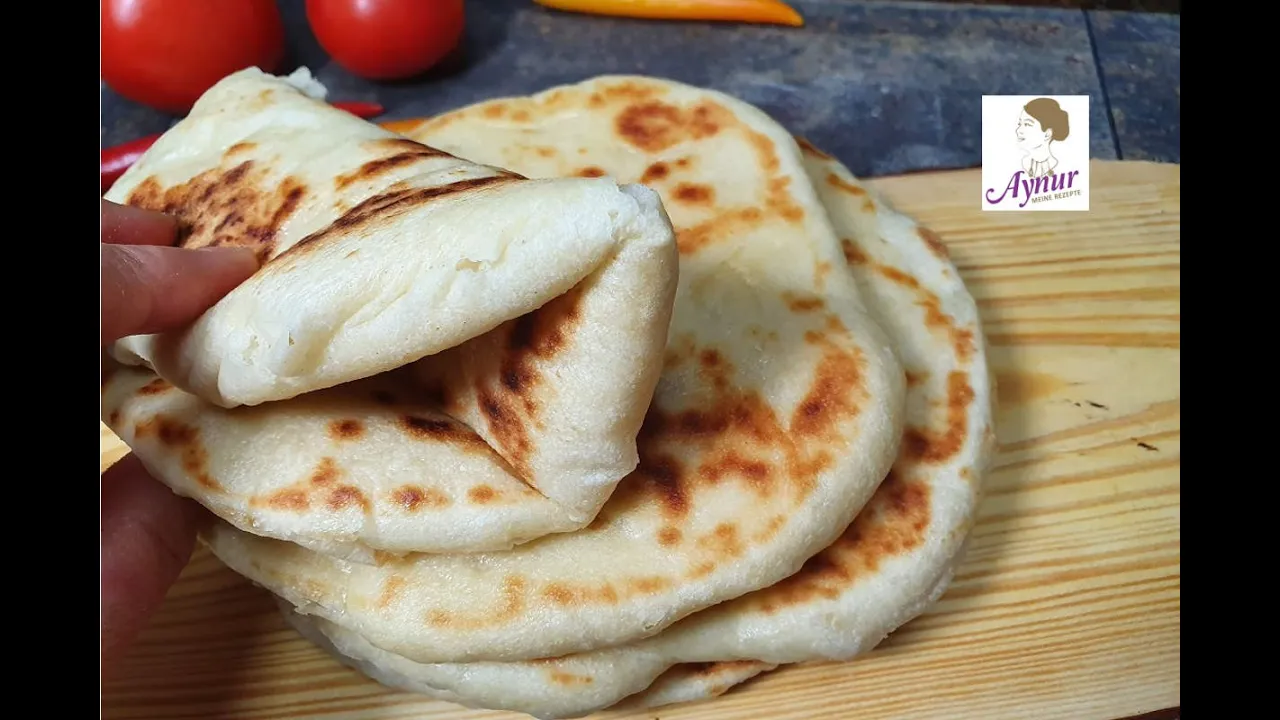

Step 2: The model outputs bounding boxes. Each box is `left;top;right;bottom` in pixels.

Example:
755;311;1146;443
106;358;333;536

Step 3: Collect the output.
100;100;387;193
101;133;162;193
331;101;385;119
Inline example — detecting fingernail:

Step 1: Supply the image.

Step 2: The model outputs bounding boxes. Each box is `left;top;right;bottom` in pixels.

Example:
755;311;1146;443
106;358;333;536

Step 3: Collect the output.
195;246;261;271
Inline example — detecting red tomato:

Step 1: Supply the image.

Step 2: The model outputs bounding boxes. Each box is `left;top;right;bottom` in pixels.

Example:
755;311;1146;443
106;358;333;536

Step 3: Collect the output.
306;0;465;81
102;0;285;114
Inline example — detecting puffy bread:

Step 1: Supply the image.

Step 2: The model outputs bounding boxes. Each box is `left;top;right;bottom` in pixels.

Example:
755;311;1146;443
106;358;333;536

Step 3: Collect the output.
204;75;907;663
105;67;674;412
101;68;680;554
268;89;994;719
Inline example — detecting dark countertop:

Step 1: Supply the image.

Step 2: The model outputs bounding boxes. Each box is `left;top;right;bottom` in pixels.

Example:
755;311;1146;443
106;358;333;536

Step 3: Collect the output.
100;0;1180;178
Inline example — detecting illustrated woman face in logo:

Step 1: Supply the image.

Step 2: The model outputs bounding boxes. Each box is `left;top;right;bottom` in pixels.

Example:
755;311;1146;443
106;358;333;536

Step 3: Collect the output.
1016;98;1070;178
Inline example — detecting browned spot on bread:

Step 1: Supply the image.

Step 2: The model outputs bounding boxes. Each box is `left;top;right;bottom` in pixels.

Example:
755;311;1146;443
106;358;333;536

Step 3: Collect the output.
310;457;340;487
906;370;927;387
782;292;825;312
641;161;670;184
841;238;868;265
954;328;976;362
133;415;219;490
588;92;605;108
377;576;406;609
126;162;309;263
753;514;787;543
398;415;490;452
107;410;121;425
251;460;354;513
765;175;805;222
393;485;450;511
794;136;833;159
697;522;744;558
576;166;606;177
543;584;574;605
627;576;672;594
467;485;497;504
512;109;531;122
688;562;716;579
334;145;449;190
478;387;532;477
675;157;691;169
862;197;876;213
902;372;974;464
757;471;931;612
426;575;527;629
482;103;507;119
919;294;971;361
225;142;256;156
815;260;832;290
476;285;587;475
328;419;364;441
326;485;369;511
878;263;922;289
282;175;516;259
615;100;725;153
658;527;683;546
663;334;697;371
549;670;594;687
555;574;671;602
637;451;688;518
826;172;867;196
264;488;309;511
699;451;771;495
673;182;714;205
676;207;764;255
919;226;950;259
542;581;620;606
792;341;866;440
137;378;172;395
534;146;556;159
843;239;973;363
605;338;862;579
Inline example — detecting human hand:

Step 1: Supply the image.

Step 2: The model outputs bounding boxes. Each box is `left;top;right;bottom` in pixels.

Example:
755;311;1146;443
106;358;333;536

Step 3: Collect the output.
100;200;258;672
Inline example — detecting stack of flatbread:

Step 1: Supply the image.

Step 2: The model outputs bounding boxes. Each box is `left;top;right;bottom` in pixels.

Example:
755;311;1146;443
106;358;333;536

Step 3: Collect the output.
101;68;996;719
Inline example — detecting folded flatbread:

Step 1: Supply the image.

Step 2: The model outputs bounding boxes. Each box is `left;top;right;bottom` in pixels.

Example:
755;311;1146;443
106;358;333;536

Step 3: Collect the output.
204;76;907;663
101;68;680;557
272;81;995;719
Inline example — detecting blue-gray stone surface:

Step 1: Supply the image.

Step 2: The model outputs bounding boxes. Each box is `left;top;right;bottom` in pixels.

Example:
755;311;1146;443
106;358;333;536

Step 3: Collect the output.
100;0;1179;178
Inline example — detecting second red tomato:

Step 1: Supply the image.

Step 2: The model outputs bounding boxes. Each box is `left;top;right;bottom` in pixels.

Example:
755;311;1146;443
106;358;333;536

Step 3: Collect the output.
305;0;466;81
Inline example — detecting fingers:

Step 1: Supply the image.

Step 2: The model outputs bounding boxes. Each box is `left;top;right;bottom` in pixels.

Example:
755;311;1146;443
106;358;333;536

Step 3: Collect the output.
101;455;203;672
101;243;259;346
101;200;179;247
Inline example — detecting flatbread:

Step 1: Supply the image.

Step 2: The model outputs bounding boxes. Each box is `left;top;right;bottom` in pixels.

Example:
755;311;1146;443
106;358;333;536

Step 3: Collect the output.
101;68;680;556
270;92;994;718
105;66;673;412
281;596;771;719
204;75;907;663
619;661;775;712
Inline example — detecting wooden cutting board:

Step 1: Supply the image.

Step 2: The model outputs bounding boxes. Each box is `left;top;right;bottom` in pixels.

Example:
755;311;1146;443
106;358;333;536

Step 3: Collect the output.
100;159;1180;720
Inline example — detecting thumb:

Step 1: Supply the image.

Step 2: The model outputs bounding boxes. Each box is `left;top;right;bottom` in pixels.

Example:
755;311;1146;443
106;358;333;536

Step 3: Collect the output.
102;244;259;345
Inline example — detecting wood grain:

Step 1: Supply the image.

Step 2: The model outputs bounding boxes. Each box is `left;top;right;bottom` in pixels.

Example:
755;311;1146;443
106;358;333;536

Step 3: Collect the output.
100;159;1180;720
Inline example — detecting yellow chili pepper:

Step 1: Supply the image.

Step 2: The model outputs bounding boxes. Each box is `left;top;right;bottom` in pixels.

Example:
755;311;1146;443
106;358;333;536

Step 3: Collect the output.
533;0;804;27
379;118;428;135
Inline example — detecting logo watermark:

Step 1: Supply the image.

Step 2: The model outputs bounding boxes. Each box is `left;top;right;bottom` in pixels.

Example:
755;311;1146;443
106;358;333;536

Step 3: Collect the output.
981;95;1090;212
